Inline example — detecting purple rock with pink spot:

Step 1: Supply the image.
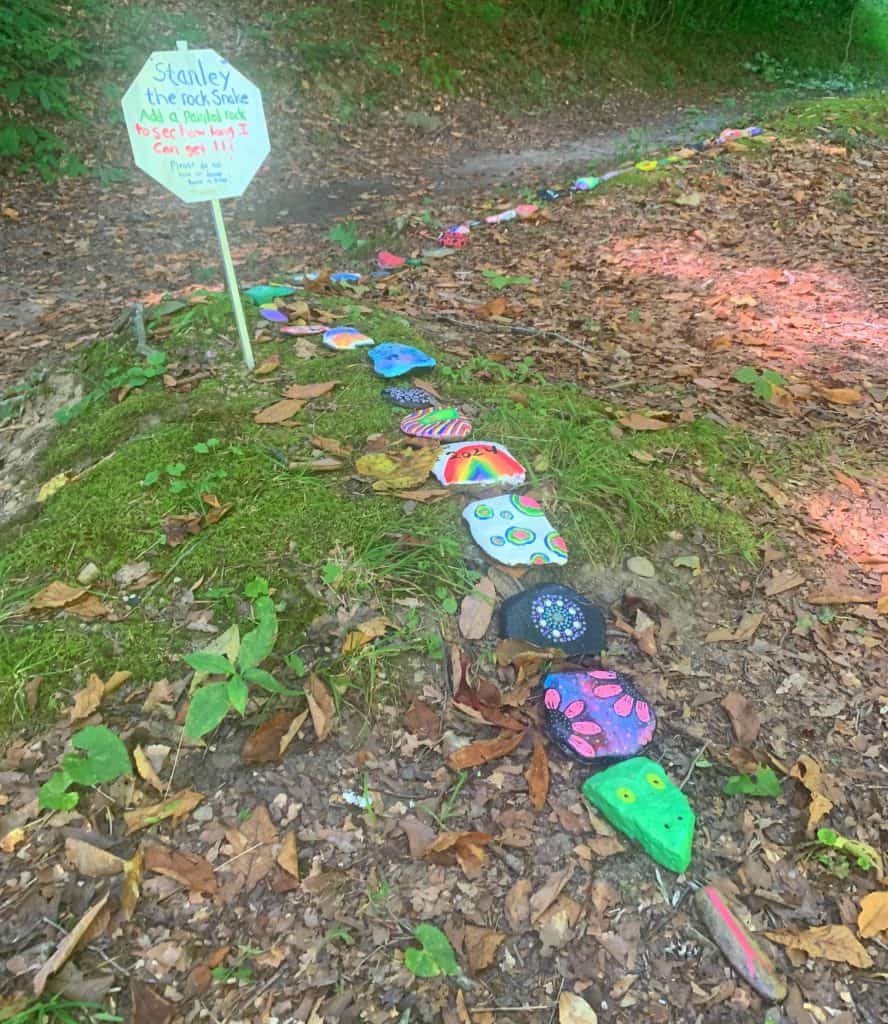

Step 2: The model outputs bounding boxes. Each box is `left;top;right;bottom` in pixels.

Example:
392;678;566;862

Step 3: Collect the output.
543;670;656;764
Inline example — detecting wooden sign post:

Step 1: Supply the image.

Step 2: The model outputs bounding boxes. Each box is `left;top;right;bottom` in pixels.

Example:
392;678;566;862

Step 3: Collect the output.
121;42;270;370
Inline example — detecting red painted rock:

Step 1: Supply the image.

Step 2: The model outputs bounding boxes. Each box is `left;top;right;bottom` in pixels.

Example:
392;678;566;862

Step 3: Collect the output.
694;885;787;1002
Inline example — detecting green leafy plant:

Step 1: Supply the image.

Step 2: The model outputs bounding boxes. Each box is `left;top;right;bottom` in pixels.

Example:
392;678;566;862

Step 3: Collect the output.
38;726;131;811
811;827;882;879
404;923;460;978
734;366;787;402
2;992;122;1023
723;767;782;797
328;219;365;252
482;269;532;290
141;439;228;514
55;351;166;426
184;594;293;739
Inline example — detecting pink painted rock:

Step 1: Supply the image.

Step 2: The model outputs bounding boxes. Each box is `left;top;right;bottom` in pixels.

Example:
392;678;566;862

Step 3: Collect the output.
694;885;787;1002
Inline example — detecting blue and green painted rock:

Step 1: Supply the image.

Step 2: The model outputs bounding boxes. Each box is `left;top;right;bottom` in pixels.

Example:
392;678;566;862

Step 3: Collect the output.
582;757;694;873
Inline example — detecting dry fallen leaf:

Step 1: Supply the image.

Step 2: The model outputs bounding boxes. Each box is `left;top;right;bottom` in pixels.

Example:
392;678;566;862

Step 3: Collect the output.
33;893;110;995
133;745;165;793
403;698;441;741
857;891;888;939
355;447;440;492
458;577;497;640
706;611;765;643
27;581;87;610
559;991;599;1024
721;692;761;747
144;843;217;894
401;816;437;860
124;789;204;834
505;878;532;931
342;615;395;653
121;849;143;922
310;435;351;456
464;926;505;972
253;352;280;375
223;805;278;894
284;380;340;399
765;925;873;968
475;295;507;319
306;674;335;742
806;586;877;605
764;570;806;596
64;838;126;878
790;755;838;830
531;865;574;922
130;978;175;1024
525;735;549;811
277;831;300;881
254;397;305;424
816;385;864;406
0;828;25;853
424;830;492;879
832;468;864;496
241;709;308;764
618;412;672;431
68;674;105;723
446;729;526;771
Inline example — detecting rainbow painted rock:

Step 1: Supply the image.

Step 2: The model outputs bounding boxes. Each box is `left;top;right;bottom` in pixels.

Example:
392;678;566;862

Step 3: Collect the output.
432;442;526;488
462;494;567;567
369;343;436;378
400;406;471;440
582;757;694;873
543;670;653;762
381;385;439;408
322;327;374;351
694;886;787;1002
501;585;604;656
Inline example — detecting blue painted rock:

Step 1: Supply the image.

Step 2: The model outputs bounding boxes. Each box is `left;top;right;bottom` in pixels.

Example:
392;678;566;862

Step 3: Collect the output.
381;385;439;408
582;757;694;873
369;343;436;378
543;670;654;763
500;584;604;655
462;494;567;567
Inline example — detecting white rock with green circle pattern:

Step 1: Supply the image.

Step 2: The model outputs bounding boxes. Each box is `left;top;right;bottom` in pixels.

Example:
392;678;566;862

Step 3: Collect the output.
462;494;568;567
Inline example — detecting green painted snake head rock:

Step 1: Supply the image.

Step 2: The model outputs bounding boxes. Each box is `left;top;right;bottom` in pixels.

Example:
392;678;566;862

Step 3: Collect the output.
582;757;695;873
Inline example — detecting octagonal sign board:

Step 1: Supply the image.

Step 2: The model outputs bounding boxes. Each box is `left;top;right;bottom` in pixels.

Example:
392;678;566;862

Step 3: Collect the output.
122;48;269;203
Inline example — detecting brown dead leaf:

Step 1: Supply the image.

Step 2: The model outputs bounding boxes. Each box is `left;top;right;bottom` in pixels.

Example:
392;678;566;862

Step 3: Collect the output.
306;674;334;742
424;831;492;879
536;894;583;953
464;926;505;972
833;469;864;496
525;735;549;811
765;570;806;596
143;678;174;712
721;692;761;747
475;295;507;319
530;865;574;922
750;473;790;508
446;729;525;771
585;835;625;858
241;709;308;764
765;925;872;968
705;611;765;643
223;805;278;894
64;838;125;878
618;412;672;431
458;577;497;640
807;586;877;605
355;447;440;492
401;815;437;859
121;849;143;921
403;698;441;740
277;832;300;881
0;828;25;853
133;746;165;793
505;878;531;931
130;978;175;1024
284;380;340;400
816;386;864;406
790;755;838;830
27;581;86;610
342;615;395;653
33;893;109;995
69;673;105;723
254;352;280;375
254;398;305;424
394;487;450;502
124;789;204;834
559;992;598;1024
310;435;351;456
858;891;888;939
144;843;217;894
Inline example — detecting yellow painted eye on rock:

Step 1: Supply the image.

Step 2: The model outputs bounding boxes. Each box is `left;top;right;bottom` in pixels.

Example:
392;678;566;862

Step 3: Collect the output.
646;773;666;790
616;787;636;803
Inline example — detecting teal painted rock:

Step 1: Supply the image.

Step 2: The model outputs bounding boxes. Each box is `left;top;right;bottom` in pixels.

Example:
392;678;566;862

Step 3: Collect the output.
245;285;295;305
582;757;694;873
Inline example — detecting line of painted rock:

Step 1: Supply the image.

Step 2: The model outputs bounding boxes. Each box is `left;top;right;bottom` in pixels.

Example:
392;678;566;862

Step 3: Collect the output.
400;406;472;440
500;583;603;655
369;342;436;378
433;442;526;488
694;885;788;1002
582;757;695;873
463;494;568;567
544;670;654;763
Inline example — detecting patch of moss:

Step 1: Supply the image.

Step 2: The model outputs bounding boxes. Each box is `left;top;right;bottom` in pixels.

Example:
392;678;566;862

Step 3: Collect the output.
769;94;888;141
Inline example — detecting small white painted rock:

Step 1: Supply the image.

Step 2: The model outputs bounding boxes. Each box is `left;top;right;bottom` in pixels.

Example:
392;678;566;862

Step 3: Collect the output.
76;562;100;586
627;556;656;578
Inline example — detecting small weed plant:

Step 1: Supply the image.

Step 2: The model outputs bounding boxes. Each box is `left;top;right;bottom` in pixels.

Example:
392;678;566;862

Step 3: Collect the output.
141;438;235;514
734;365;787;402
38;726;132;811
55;351;166;426
404;923;460;978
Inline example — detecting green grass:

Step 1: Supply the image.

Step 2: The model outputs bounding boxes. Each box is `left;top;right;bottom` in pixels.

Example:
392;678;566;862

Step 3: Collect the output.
0;294;838;730
768;93;888;140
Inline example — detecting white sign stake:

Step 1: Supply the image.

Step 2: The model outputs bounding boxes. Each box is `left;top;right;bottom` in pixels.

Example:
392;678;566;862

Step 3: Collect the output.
122;40;271;371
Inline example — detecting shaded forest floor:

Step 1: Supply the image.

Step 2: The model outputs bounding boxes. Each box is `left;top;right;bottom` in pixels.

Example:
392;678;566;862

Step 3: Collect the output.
1;18;887;1023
